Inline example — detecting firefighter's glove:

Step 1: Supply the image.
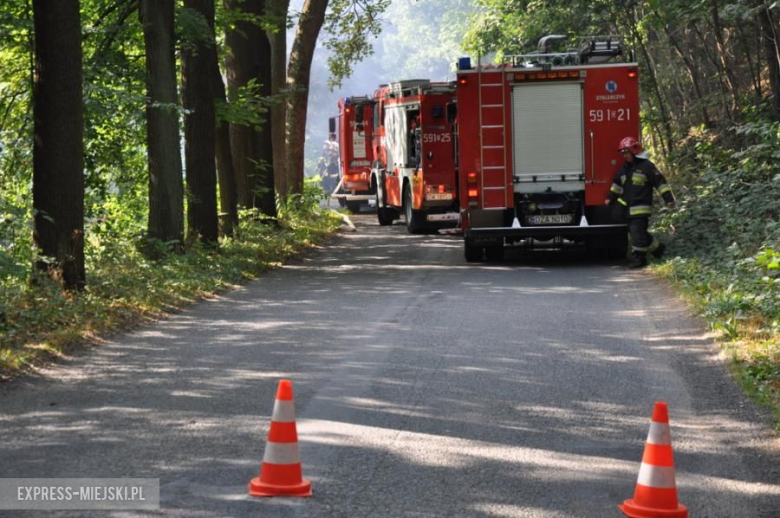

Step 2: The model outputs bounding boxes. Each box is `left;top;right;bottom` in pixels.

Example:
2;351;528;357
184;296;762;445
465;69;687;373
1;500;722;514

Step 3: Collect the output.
665;201;675;209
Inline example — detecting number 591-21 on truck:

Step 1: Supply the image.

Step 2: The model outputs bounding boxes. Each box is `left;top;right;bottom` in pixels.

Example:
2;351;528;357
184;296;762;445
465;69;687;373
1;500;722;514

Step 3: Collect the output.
455;36;639;261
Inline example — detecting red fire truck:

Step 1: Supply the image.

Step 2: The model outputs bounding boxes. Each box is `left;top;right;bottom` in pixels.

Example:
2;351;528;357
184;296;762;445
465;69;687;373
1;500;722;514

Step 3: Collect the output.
332;96;375;212
371;80;460;232
456;36;637;261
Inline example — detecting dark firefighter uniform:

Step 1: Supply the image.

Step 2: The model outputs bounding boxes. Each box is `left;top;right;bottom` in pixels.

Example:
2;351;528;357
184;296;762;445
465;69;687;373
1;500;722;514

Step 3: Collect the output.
606;157;675;261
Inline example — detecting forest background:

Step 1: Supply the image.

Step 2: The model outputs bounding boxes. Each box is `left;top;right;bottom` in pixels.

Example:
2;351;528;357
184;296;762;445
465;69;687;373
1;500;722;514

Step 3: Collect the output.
0;0;778;425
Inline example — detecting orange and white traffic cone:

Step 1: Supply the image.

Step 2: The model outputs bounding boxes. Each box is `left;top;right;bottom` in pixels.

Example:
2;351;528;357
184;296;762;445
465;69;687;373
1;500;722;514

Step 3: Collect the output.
248;379;312;497
619;402;687;517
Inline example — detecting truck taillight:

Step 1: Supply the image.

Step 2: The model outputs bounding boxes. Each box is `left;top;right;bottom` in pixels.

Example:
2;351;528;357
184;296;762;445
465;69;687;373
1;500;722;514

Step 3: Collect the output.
467;187;479;208
627;69;638;79
467;172;477;184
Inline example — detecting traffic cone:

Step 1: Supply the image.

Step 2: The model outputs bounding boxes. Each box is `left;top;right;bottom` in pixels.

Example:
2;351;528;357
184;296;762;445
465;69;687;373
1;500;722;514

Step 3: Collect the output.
248;379;312;497
619;402;687;517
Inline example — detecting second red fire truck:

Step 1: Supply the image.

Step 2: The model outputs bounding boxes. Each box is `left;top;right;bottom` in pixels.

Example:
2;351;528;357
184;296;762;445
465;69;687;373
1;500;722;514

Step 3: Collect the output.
371;80;460;232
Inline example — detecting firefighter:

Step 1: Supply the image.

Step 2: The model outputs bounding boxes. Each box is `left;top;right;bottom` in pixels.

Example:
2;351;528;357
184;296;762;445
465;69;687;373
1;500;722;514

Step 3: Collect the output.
605;136;675;268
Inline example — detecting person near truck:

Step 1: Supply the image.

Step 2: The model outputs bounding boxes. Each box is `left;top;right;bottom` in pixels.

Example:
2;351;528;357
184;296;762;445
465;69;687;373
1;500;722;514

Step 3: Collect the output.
605;136;675;268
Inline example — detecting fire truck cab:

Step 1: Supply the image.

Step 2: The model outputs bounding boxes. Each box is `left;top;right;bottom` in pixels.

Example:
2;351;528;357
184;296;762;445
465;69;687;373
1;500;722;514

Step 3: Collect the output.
456;36;638;261
372;80;460;233
332;96;375;213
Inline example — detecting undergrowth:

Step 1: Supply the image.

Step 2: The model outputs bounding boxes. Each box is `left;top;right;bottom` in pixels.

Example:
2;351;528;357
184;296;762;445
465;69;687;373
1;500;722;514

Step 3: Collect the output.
653;114;780;427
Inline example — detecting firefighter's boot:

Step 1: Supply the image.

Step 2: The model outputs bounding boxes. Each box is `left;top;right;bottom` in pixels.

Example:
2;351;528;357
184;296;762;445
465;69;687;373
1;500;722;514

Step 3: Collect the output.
629;252;648;269
651;243;667;259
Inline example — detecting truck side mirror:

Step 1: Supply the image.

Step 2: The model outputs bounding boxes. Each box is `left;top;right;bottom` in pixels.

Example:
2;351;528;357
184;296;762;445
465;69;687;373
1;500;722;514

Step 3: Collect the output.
328;117;336;134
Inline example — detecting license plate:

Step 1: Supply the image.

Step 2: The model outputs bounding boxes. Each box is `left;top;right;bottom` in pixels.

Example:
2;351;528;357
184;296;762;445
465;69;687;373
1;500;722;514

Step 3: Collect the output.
526;214;573;225
426;193;453;201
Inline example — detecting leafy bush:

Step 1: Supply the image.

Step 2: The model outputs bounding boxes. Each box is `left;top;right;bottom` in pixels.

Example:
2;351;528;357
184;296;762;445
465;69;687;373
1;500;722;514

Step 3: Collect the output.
654;114;779;423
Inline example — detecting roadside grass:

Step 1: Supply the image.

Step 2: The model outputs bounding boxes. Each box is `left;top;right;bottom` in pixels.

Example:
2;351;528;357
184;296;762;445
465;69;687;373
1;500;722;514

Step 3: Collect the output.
0;206;343;381
653;255;780;430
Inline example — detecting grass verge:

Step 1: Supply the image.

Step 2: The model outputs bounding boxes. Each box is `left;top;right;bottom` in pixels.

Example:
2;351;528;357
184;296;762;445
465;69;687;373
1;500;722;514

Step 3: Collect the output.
653;256;779;430
0;208;343;381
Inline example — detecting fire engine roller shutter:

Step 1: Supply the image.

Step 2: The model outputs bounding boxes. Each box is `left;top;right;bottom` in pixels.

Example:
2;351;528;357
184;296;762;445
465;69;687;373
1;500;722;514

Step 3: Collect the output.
511;83;584;192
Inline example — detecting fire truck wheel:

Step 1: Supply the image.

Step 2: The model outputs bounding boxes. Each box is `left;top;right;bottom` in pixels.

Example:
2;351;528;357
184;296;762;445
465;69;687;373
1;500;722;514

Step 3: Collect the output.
376;189;395;226
403;184;423;233
464;243;483;263
485;246;504;262
377;208;395;226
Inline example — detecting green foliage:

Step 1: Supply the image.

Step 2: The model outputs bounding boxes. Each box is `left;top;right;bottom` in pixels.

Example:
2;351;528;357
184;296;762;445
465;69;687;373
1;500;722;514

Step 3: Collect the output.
178;6;215;53
653;112;779;422
463;0;616;58
217;78;271;128
323;0;391;89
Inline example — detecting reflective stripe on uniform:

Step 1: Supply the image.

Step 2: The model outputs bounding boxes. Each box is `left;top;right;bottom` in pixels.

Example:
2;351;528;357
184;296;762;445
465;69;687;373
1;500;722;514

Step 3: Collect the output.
262;441;302;465
636;463;677;489
658;184;672;195
632;244;650;252
617;198;628;206
630;205;652;216
632;172;647;185
611;183;624;194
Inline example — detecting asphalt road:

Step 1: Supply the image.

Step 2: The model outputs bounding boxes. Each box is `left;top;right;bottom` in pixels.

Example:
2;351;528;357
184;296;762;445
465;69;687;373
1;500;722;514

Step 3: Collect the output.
1;213;778;517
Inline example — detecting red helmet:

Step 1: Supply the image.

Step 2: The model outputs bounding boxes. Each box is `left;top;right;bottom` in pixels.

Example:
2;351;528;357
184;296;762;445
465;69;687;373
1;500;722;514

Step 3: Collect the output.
618;136;643;154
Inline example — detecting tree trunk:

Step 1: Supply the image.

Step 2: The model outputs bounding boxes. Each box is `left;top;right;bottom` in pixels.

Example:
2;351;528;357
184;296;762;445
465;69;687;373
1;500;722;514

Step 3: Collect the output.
710;0;740;103
182;0;219;245
214;70;238;236
759;2;780;118
626;19;674;157
255;4;276;218
224;0;276;218
32;0;85;290
665;25;712;127
268;0;290;199
139;0;184;247
285;0;329;195
735;18;763;104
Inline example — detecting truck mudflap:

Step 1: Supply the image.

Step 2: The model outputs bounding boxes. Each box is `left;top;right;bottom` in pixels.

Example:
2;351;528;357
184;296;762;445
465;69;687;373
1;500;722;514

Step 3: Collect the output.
466;224;626;246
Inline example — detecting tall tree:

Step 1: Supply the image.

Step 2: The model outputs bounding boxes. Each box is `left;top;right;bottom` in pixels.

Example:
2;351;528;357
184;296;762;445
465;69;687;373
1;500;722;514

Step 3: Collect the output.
758;2;780;118
214;70;238;236
224;0;276;218
139;0;184;247
268;0;290;199
181;0;219;244
32;0;85;290
285;0;329;195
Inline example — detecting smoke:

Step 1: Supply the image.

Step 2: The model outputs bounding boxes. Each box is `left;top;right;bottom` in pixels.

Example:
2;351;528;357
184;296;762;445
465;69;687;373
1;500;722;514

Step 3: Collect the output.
287;0;476;175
